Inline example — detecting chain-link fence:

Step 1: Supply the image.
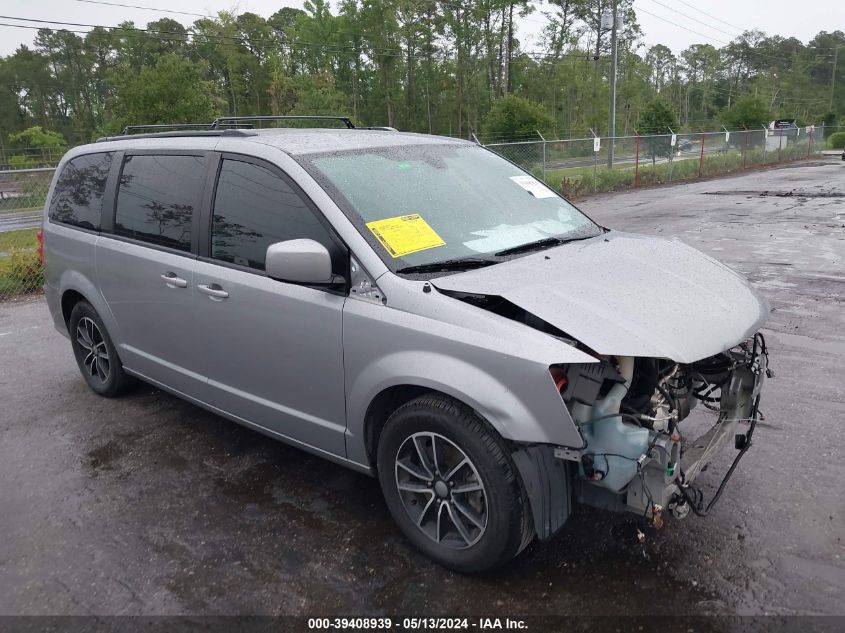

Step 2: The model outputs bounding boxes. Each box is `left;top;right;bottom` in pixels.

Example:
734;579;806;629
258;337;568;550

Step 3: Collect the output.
485;124;825;198
0;168;52;301
0;146;65;170
0;124;837;302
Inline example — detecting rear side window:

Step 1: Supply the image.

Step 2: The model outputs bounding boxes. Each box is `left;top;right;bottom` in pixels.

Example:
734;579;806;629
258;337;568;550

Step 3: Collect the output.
210;159;340;271
49;152;113;230
114;154;206;252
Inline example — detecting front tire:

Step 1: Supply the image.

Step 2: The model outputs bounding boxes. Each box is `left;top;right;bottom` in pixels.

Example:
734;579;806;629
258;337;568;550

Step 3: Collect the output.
377;394;531;573
69;301;132;397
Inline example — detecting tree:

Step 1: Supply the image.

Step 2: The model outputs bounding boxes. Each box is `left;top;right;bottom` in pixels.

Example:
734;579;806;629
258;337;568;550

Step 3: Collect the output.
679;44;719;124
287;72;350;116
107;54;219;133
6;125;67;167
481;94;552;142
637;99;677;164
8;125;67;149
0;10;841;146
645;44;675;93
721;95;772;129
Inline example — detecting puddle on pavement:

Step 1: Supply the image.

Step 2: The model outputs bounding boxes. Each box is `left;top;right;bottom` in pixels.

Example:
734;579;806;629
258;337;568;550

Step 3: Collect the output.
703;190;845;198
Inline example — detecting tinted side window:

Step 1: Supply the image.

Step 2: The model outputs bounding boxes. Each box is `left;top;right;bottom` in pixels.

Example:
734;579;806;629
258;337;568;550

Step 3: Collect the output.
211;159;340;271
114;154;206;252
49;152;113;230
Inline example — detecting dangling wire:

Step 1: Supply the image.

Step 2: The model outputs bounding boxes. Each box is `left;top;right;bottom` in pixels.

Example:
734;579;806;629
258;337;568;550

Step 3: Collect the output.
675;332;769;517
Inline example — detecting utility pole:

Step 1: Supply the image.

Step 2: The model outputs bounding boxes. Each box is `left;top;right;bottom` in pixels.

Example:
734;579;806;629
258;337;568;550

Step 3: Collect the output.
506;2;515;95
831;46;840;112
606;2;621;169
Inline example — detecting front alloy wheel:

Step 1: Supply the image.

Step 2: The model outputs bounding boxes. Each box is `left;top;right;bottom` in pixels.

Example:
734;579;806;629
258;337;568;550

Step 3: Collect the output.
378;394;531;573
395;432;488;549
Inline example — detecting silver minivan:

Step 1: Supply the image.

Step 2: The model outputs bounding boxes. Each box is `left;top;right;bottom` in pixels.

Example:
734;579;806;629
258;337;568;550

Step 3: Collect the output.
42;117;769;572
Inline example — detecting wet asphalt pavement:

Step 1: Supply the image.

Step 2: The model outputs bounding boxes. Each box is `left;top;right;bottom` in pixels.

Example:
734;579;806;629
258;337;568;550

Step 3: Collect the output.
0;159;843;617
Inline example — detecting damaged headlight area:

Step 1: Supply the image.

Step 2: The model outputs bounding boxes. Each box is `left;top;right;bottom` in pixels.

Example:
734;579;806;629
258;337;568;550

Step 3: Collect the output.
557;333;771;523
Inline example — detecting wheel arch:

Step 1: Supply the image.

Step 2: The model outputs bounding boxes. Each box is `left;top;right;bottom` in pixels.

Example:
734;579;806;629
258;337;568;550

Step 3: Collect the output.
362;384;516;474
60;288;87;327
363;384;432;472
56;270;120;343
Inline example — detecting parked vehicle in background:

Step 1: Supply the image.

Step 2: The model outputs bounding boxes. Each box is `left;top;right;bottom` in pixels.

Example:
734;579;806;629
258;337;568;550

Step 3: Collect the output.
41;116;770;572
676;138;693;154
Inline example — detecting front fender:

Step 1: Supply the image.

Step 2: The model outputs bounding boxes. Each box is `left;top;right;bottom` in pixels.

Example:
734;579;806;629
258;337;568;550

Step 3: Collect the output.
343;299;588;466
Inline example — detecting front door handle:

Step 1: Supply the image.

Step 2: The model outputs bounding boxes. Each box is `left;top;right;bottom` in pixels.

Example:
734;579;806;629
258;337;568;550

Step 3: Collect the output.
161;272;188;288
197;283;229;300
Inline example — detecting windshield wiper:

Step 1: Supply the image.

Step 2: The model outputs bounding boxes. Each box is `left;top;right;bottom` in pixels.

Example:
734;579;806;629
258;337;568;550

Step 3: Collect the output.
494;236;565;256
494;233;597;257
396;257;499;275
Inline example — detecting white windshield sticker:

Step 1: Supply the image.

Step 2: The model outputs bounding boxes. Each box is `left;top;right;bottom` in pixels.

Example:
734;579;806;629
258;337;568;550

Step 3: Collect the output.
462;217;578;253
509;175;557;198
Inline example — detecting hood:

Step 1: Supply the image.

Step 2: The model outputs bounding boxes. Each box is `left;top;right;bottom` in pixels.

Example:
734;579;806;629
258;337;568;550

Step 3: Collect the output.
430;232;769;363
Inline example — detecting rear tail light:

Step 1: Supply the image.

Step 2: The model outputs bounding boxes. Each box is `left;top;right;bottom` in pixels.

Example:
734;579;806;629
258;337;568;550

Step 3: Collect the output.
37;228;44;266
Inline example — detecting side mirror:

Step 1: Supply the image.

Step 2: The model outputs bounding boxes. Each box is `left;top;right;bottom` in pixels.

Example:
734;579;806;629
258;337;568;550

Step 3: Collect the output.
265;239;335;284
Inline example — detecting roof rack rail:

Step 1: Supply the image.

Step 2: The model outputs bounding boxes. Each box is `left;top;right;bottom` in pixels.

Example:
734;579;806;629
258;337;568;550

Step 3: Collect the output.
210;115;356;129
120;123;213;135
100;114;373;142
96;129;254;143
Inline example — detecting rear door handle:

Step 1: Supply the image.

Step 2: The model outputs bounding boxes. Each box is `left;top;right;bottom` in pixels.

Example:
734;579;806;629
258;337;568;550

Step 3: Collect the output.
161;272;188;288
197;283;229;300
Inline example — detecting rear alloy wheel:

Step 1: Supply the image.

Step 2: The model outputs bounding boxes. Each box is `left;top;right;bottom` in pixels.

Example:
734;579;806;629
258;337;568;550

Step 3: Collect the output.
69;301;132;397
76;316;111;385
377;394;531;573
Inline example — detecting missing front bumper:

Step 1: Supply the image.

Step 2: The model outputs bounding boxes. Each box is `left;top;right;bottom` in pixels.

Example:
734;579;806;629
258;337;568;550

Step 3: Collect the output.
629;334;770;518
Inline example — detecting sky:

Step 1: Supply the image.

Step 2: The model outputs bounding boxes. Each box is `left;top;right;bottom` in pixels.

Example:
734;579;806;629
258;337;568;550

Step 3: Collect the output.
0;0;842;58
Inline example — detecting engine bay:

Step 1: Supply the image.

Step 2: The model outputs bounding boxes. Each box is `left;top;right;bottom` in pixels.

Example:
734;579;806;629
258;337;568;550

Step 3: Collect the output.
560;334;770;521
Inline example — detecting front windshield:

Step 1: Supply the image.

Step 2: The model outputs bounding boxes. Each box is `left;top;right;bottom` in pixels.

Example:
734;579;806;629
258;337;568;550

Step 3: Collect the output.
301;143;600;271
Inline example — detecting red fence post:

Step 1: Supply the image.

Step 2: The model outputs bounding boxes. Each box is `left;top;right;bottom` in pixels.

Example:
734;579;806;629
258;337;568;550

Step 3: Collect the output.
635;132;640;188
808;128;813;158
743;128;749;169
698;130;705;178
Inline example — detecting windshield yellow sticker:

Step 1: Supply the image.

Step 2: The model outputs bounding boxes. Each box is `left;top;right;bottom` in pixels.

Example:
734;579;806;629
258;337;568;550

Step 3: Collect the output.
366;214;446;258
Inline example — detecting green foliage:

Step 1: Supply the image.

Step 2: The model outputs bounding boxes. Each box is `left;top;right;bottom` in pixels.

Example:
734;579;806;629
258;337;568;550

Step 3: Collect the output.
0;229;43;298
0;8;840;146
638;100;678;162
541;134;816;199
721;95;772;130
827;131;845;149
821;112;837;131
0;251;43;297
287;73;351;117
7;126;67;150
638;100;678;134
481;95;553;142
0;228;38;251
7;155;41;169
107;54;219;133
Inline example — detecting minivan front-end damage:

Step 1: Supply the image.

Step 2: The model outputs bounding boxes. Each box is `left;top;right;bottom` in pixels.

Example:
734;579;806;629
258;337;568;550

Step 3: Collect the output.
430;231;771;540
436;279;771;539
559;337;769;524
509;338;770;542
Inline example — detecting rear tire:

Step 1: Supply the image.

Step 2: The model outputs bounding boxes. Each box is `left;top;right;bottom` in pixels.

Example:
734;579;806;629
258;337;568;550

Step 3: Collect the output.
69;301;132;397
377;393;531;573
